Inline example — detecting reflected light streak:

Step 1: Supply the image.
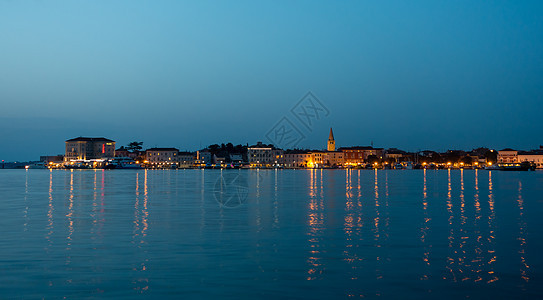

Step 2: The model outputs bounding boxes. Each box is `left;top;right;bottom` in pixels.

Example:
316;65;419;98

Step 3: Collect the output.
200;169;205;232
374;169;380;236
46;170;54;247
133;170;149;293
487;171;498;283
421;169;430;272
134;172;140;239
447;169;453;247
345;169;353;210
23;169;29;231
373;169;383;284
307;168;324;281
93;170;98;226
471;169;485;283
273;169;279;228
374;169;379;202
143;170;148;237
65;170;74;265
357;169;362;199
517;181;529;283
474;170;480;218
445;168;456;282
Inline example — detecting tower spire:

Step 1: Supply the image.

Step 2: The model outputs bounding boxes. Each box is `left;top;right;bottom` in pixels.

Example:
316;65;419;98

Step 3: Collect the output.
327;127;335;151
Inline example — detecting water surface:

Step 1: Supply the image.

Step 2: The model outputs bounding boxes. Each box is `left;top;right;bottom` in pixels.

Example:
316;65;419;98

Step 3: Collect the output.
1;169;542;299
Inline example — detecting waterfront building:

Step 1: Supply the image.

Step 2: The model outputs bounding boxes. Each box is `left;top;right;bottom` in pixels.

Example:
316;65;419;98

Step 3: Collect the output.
229;153;244;164
282;150;312;168
497;148;543;168
339;146;384;166
197;150;212;165
178;151;196;168
115;146;138;159
498;149;519;164
213;154;226;164
519;147;543;168
146;148;179;165
327;128;335;151
65;137;115;161
467;148;492;166
310;150;326;167
385;148;407;163
324;151;344;167
248;142;283;167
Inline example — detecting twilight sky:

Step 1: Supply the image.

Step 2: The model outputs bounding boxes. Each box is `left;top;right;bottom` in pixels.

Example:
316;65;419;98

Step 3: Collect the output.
1;1;542;161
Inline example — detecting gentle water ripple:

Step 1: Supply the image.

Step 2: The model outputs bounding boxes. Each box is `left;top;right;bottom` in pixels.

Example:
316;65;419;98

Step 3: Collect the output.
0;169;542;298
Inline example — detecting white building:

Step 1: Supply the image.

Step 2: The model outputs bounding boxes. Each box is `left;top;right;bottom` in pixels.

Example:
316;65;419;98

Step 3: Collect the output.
65;137;115;161
146;148;179;165
178;152;196;168
248;142;282;167
282;150;312;168
197;150;212;165
324;151;344;167
498;149;518;163
498;148;543;168
229;154;244;163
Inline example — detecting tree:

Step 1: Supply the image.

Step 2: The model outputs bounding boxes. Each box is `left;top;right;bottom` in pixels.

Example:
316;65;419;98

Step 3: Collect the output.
366;155;381;165
461;156;473;165
208;144;220;154
484;150;498;165
127;141;143;152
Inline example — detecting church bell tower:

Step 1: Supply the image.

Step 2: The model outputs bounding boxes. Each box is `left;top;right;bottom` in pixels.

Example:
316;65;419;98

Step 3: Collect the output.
327;128;335;151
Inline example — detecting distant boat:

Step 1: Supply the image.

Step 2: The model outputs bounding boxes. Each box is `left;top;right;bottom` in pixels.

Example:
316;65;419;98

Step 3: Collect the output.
118;163;143;169
64;162;91;169
25;162;47;169
106;157;143;169
485;164;500;170
498;162;536;171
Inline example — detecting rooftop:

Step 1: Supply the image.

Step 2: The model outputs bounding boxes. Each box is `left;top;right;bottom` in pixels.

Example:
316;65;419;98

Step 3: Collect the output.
338;146;383;151
66;137;115;143
146;148;179;152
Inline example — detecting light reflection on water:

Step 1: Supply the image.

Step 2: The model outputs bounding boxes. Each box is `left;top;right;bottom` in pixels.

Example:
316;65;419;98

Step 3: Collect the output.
0;169;542;298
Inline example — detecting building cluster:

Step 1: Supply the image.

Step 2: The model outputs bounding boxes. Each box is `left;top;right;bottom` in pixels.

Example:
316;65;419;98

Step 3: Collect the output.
497;148;543;167
28;130;543;170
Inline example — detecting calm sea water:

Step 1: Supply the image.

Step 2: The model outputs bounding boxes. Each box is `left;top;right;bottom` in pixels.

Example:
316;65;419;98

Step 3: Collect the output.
1;169;542;299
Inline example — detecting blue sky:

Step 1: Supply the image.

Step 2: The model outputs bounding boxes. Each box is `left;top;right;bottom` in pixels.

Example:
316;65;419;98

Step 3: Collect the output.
1;1;542;161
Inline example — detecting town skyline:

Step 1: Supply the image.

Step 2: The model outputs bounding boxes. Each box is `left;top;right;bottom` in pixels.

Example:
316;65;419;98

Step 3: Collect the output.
8;130;531;171
4;128;539;171
2;126;542;163
2;1;542;162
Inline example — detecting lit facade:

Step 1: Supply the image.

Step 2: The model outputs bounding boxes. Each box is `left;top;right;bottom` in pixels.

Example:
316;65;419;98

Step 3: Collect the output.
340;146;384;166
498;148;543;168
519;147;543;168
282;151;312;168
248;142;283;167
146;148;179;164
324;151;344;167
65;137;115;161
498;149;518;163
178;152;196;168
197;150;212;165
518;153;543;168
